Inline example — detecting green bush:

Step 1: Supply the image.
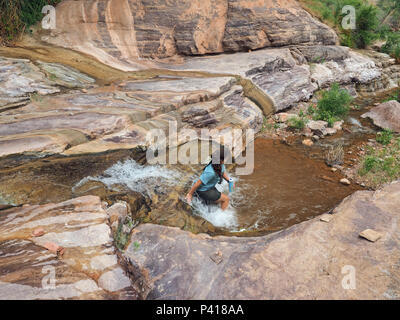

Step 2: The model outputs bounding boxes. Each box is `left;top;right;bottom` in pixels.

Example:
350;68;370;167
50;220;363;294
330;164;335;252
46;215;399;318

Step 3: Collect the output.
300;0;392;49
0;0;61;44
381;32;400;63
358;137;400;187
362;155;379;172
314;83;353;126
287;116;307;130
376;129;394;145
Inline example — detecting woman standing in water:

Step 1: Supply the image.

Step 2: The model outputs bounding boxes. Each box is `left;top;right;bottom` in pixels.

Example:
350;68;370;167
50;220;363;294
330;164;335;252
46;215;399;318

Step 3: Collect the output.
185;149;234;211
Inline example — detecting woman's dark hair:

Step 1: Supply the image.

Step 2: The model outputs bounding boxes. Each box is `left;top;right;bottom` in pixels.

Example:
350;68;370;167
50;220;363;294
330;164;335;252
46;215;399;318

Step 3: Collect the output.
205;146;229;183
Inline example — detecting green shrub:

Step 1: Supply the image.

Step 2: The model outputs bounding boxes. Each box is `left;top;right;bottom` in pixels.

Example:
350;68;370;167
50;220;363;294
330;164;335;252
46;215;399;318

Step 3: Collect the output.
381;32;400;63
314;83;353;126
352;4;380;48
300;0;391;49
0;0;61;45
376;129;394;145
358;138;400;187
287;116;307;130
382;89;400;102
362;155;379;172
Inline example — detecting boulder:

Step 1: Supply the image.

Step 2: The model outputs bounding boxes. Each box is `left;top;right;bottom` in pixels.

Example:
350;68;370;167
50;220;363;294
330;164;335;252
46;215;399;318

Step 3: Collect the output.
361;100;400;133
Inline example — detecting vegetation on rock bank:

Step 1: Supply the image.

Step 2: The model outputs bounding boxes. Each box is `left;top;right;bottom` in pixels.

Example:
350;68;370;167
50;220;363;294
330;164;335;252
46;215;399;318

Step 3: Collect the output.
0;0;61;45
359;129;400;188
300;0;400;60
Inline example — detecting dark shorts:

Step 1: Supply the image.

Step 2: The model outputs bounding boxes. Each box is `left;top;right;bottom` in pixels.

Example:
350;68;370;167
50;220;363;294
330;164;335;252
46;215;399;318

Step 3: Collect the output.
196;187;221;203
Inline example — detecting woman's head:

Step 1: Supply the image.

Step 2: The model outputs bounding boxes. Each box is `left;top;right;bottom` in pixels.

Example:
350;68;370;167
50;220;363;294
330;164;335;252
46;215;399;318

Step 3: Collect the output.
211;146;229;165
209;146;230;182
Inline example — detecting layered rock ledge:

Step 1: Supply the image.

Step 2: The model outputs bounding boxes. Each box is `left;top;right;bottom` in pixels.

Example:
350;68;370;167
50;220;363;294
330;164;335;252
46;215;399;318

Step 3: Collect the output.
0;196;138;299
43;0;337;71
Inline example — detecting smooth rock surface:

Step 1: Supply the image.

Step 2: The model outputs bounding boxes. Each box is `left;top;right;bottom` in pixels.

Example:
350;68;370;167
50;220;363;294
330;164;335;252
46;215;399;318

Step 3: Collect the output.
43;0;337;70
0;196;138;299
361;100;400;133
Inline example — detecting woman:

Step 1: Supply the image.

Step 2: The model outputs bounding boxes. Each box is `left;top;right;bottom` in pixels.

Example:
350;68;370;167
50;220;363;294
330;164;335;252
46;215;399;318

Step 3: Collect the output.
185;149;233;211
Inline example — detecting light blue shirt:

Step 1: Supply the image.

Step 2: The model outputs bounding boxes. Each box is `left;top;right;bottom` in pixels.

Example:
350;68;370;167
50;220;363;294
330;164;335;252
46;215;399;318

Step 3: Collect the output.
197;164;225;191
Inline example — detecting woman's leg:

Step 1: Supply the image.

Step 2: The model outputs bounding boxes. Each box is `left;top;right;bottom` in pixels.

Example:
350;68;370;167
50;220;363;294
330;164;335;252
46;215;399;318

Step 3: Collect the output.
215;193;229;210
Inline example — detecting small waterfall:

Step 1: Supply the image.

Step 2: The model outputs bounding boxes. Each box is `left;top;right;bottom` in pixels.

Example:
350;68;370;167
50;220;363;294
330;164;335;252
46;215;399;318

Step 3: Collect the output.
348;117;362;127
73;159;181;196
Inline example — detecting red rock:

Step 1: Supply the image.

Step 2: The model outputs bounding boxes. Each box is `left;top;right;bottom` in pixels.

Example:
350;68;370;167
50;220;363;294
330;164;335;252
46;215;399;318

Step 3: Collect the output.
43;242;61;253
32;228;45;237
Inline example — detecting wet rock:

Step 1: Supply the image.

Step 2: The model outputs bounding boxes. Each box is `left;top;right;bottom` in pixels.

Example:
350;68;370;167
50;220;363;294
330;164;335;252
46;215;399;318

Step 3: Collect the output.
0;196;138;299
361;100;400;133
122;180;400;299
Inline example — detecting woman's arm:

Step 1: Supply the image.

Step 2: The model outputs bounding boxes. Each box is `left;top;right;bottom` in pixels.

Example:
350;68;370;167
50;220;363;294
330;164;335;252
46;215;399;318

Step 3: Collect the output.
223;171;230;182
186;179;202;204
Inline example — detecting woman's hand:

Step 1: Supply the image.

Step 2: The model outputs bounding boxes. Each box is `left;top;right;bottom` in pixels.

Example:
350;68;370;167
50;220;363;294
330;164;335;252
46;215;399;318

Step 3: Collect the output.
186;193;193;205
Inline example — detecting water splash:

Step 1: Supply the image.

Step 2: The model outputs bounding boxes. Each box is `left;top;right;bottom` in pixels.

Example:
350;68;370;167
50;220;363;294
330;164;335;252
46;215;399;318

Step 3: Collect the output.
187;178;245;230
73;159;181;196
348;117;362;127
190;196;238;230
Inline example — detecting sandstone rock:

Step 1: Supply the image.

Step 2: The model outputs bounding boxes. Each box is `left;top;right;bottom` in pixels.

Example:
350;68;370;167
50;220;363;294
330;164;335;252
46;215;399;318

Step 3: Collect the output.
251;64;318;111
302;139;314;147
359;229;383;242
44;0;337;70
32;228;45;237
0;64;260;158
121;180;400;299
307;120;328;132
0;196;138;299
310;51;381;89
106;202;130;233
0;239;112;300
296;45;350;63
340;178;351;186
320;214;333;223
274;112;291;123
0;57;59;110
361;100;400;133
